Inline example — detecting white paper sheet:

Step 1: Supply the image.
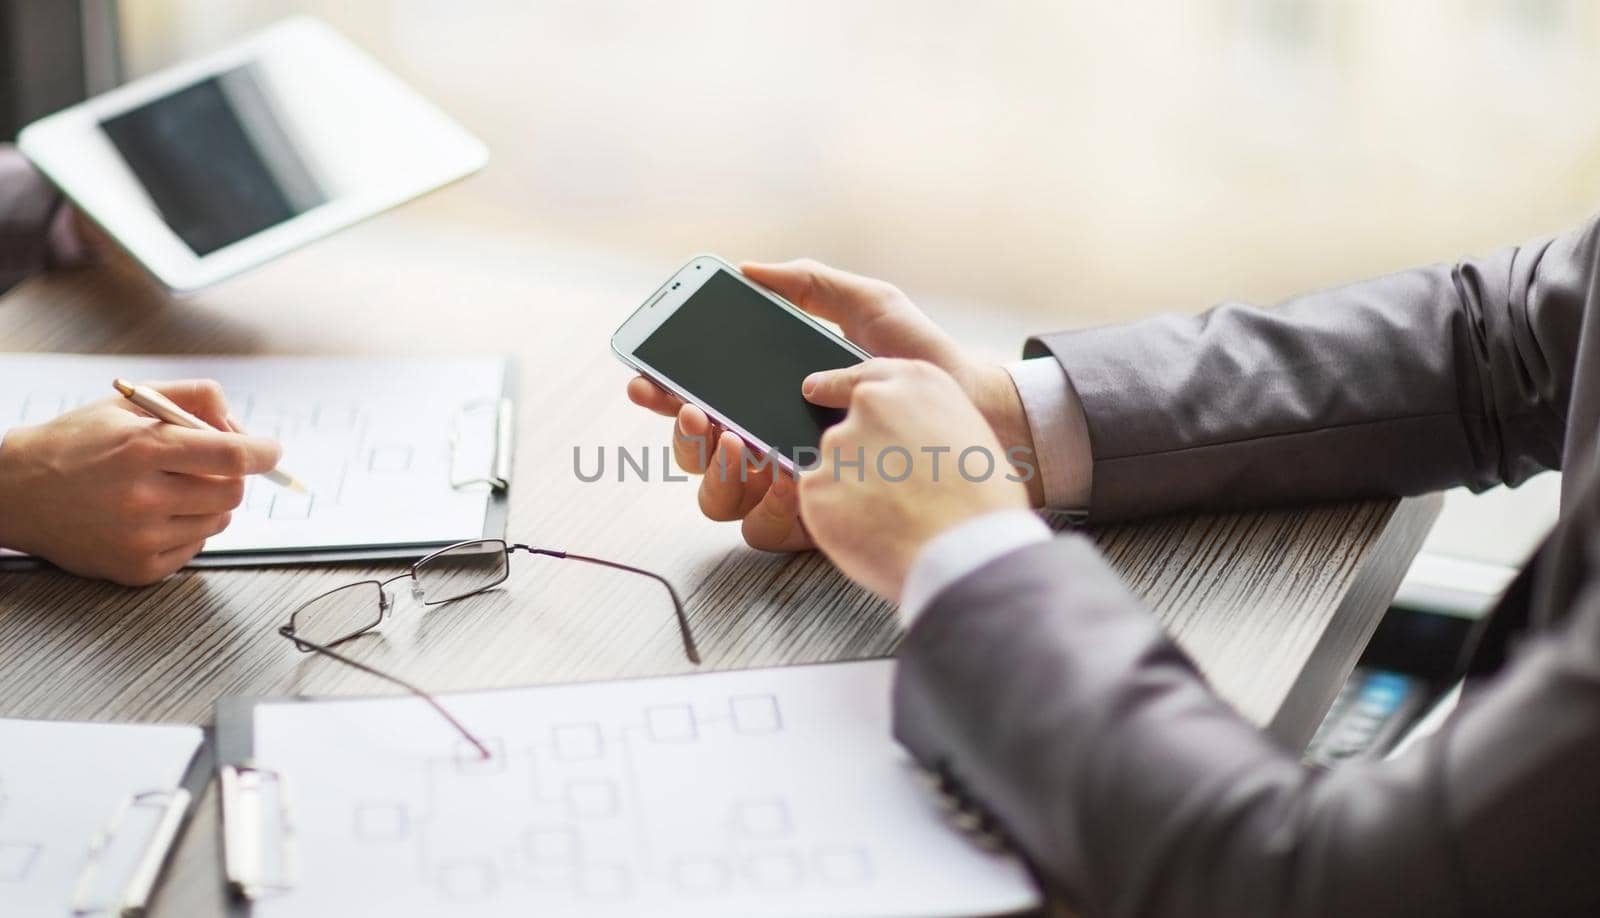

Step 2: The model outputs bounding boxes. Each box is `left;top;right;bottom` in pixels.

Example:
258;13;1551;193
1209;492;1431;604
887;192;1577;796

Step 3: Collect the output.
251;660;1039;918
0;719;202;918
0;354;506;554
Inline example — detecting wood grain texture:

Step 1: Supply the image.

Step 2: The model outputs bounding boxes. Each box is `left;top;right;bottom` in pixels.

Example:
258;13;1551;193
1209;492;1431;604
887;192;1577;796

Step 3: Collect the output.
0;212;1439;917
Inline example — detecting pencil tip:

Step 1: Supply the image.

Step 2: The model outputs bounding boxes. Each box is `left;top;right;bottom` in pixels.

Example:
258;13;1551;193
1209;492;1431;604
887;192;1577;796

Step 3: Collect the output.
112;378;135;398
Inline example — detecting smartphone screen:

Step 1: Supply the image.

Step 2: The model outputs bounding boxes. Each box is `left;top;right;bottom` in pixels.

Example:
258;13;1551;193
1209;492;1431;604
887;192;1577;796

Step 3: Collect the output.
633;269;863;464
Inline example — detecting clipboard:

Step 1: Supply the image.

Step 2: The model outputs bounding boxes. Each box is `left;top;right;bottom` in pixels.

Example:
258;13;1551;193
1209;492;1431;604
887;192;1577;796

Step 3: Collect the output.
0;718;209;917
0;355;517;570
66;737;212;917
209;664;1043;918
212;697;303;917
188;361;518;567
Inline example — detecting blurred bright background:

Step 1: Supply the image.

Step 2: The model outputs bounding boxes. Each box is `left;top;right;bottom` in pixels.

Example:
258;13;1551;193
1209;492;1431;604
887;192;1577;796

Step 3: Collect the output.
116;0;1583;594
120;0;1600;325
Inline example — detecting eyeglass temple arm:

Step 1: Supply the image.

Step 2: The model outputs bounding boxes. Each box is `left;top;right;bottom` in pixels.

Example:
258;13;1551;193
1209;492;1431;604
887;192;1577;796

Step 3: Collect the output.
275;626;493;759
511;545;701;665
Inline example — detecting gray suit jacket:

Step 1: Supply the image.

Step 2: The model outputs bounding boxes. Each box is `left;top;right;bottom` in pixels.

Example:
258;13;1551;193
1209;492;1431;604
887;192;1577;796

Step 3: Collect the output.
894;217;1600;916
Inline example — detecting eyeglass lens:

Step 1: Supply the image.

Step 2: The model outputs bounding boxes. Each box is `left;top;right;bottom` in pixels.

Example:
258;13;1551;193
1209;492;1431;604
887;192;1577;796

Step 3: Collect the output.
414;539;510;604
288;581;385;647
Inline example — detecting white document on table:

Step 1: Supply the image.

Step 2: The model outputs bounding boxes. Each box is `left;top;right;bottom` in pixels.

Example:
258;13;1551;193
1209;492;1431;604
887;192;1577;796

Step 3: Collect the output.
246;659;1040;918
0;718;202;918
0;354;508;556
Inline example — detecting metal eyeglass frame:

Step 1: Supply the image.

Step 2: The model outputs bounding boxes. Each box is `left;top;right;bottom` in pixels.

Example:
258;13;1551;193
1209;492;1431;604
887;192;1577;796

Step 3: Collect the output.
276;539;700;758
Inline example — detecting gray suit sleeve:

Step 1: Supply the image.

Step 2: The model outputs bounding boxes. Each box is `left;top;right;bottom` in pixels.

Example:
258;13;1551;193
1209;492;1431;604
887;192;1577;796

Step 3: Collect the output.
1024;218;1597;520
893;536;1600;917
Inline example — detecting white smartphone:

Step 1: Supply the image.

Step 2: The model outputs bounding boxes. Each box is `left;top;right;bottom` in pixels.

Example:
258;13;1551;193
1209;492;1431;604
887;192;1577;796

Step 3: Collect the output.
17;17;486;292
611;255;870;472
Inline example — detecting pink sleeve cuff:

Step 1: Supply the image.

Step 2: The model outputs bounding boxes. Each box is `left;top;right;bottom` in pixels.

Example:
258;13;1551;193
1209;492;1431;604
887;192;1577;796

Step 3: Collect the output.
1004;358;1093;511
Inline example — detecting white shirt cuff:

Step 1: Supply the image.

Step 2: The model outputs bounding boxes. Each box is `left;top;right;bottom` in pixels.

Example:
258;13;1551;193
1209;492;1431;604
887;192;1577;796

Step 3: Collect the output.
1005;358;1092;511
898;508;1052;626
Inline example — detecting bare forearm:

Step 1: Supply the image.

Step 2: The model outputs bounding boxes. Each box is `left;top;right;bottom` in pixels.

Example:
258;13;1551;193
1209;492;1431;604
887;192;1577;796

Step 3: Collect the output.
0;429;27;552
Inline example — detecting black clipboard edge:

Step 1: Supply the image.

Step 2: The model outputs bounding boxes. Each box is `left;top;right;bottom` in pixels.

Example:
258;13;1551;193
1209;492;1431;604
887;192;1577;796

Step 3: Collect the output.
153;725;218;910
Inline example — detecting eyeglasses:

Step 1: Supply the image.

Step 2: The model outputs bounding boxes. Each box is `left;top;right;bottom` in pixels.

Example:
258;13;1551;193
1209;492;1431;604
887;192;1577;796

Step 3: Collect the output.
277;539;699;757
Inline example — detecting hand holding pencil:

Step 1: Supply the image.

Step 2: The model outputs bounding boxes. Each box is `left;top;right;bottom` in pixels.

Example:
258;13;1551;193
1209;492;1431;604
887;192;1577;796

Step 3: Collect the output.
0;379;285;586
114;378;307;494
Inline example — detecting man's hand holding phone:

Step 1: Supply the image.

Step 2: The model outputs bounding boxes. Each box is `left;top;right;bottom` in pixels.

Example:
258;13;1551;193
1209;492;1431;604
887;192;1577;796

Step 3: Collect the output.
624;258;1043;552
797;357;1031;599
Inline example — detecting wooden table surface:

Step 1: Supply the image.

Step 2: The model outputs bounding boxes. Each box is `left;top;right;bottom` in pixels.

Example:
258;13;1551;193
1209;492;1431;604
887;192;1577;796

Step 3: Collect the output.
0;211;1440;917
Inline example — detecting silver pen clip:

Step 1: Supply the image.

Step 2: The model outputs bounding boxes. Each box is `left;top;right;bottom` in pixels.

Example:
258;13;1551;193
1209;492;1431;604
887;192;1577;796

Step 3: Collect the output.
449;397;514;492
219;765;295;900
70;788;191;916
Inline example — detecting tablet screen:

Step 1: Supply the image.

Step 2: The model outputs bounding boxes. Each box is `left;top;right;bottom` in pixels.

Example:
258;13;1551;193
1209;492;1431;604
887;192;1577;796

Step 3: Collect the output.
21;17;487;290
99;63;326;256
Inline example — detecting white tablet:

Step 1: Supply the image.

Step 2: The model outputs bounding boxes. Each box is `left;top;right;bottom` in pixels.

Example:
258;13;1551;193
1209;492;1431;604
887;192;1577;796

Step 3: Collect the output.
17;17;487;292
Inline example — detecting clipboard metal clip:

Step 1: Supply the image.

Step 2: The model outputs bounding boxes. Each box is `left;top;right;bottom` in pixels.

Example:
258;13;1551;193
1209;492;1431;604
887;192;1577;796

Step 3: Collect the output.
70;788;191;917
449;397;514;492
219;764;295;901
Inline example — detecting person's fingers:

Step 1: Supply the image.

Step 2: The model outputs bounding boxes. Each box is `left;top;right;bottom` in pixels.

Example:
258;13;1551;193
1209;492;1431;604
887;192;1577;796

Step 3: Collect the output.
698;431;758;521
161;512;234;550
154;539;208;572
734;460;777;519
626;376;684;417
105;390;148;417
152;426;282;477
145;379;234;430
159;473;248;515
108;552;185;587
740;471;812;551
801;358;905;408
740;259;893;324
674;404;717;474
110;521;219;585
